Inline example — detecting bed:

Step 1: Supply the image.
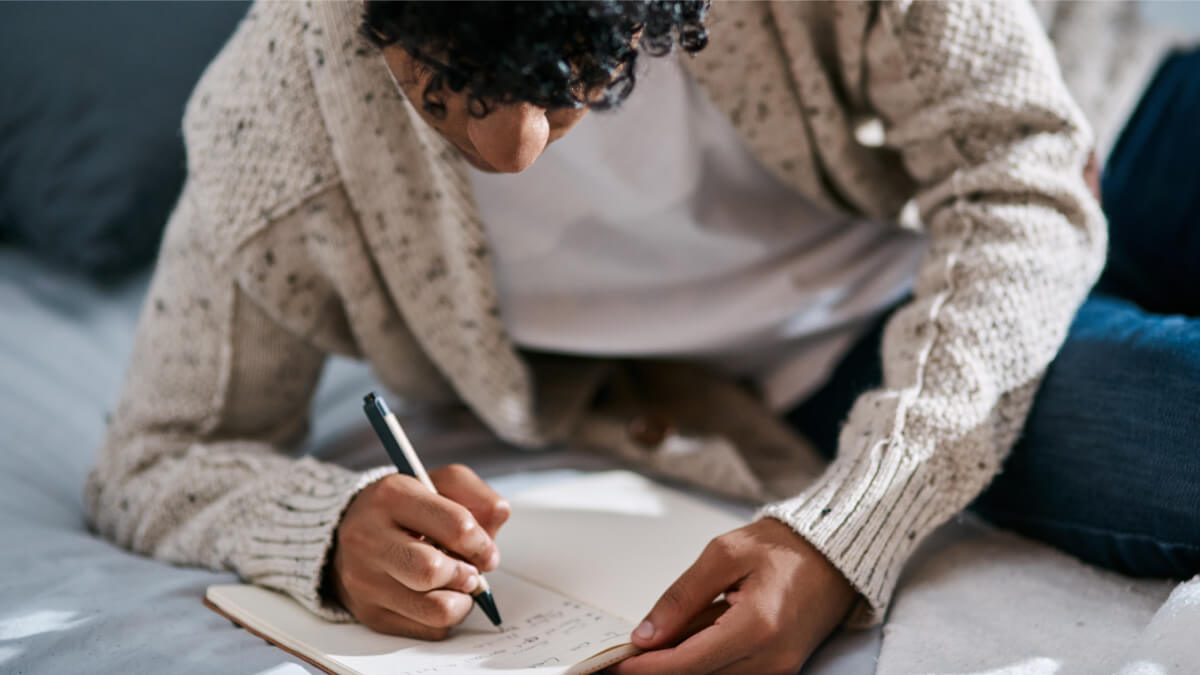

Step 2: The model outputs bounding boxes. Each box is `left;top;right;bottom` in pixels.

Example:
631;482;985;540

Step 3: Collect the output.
0;246;884;674
4;238;1197;675
3;1;1198;671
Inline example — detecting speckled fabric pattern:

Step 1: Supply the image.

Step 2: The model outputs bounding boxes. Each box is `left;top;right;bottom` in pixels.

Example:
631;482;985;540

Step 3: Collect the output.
86;0;1106;627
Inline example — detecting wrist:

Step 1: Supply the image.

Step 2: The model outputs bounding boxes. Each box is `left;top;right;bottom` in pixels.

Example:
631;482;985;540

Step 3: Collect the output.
320;466;397;610
760;517;858;620
319;535;343;607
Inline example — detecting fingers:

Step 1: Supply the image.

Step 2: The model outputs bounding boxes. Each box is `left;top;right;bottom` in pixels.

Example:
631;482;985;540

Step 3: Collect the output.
429;464;511;539
618;520;855;675
381;534;481;593
360;607;453;641
388;586;474;630
677;600;730;642
354;584;475;639
614;605;755;675
631;536;745;650
382;474;499;571
332;474;491;639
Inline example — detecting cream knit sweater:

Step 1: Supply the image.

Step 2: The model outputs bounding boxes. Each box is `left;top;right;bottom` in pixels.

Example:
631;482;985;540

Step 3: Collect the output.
86;0;1107;627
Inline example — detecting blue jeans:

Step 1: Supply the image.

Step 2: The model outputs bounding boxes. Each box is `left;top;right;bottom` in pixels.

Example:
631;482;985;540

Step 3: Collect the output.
787;49;1200;579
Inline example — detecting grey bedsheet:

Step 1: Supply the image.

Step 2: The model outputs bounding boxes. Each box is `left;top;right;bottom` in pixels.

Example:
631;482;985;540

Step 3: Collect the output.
0;247;878;674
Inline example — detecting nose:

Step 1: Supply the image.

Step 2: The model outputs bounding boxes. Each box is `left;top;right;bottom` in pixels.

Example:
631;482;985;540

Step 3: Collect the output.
466;102;550;173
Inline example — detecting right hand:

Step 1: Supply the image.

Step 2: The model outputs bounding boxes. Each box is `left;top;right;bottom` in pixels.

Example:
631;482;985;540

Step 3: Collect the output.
329;464;510;639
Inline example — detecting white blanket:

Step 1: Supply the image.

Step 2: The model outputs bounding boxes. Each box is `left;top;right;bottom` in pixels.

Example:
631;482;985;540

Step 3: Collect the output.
878;517;1196;674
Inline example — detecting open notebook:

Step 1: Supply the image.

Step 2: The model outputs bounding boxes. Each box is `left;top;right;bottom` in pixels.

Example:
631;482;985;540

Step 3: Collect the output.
205;471;749;674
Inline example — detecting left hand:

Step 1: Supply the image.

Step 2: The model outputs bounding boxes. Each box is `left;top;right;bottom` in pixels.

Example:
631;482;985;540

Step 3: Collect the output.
611;519;857;675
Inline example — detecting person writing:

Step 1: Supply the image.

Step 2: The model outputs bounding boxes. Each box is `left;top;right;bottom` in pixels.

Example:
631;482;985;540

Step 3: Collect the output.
87;2;1199;673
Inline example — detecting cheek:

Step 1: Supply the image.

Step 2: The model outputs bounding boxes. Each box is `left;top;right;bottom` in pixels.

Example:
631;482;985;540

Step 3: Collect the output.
407;94;474;148
547;108;588;137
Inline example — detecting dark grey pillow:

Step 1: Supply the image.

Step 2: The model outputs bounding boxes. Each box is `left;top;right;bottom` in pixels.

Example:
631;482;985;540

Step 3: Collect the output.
0;1;249;280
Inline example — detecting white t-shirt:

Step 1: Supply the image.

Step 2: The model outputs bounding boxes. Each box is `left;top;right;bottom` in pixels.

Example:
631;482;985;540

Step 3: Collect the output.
468;55;927;410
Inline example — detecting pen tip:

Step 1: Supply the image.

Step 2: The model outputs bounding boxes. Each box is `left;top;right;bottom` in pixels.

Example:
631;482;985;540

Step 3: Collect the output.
474;590;502;627
363;392;376;404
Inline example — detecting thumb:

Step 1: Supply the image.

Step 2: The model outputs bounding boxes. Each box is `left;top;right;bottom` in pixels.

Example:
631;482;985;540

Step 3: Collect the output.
632;540;742;650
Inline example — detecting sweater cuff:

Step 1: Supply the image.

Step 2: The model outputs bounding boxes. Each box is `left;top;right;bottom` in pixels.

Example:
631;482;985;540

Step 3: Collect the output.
757;439;940;627
239;460;397;622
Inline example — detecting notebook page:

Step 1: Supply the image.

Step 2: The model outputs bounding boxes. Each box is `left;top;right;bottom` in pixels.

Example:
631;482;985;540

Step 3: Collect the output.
497;471;751;622
207;569;633;675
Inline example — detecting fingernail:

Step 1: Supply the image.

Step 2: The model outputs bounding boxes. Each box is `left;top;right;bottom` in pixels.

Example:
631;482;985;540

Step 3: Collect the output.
634;620;655;641
487;549;500;570
493;501;511;523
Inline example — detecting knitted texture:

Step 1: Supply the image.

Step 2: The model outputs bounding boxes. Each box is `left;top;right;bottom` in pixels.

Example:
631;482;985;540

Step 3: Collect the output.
86;0;1106;626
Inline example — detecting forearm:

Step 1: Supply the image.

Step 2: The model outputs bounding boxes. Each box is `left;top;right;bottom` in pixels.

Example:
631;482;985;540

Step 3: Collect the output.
762;0;1107;625
85;431;393;619
82;198;391;617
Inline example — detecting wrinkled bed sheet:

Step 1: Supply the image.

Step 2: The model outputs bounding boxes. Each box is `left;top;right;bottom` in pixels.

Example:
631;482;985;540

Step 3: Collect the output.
7;245;1193;675
0;248;879;674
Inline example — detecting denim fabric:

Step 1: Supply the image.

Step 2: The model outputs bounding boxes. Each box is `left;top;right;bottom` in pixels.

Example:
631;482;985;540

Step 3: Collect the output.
1096;48;1200;317
787;49;1200;579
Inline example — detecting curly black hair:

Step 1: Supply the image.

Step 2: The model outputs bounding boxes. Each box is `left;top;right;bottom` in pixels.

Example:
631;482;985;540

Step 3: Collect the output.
361;1;709;119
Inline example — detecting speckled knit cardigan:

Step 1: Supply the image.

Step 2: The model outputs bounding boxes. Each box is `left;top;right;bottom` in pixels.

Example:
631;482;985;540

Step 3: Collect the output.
85;0;1106;627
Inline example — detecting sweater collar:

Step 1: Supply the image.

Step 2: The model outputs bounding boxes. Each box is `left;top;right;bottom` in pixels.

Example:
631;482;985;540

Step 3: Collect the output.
303;1;560;445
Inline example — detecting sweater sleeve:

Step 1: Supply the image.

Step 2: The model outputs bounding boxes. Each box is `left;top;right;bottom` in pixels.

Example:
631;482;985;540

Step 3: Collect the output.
84;188;394;621
759;0;1107;625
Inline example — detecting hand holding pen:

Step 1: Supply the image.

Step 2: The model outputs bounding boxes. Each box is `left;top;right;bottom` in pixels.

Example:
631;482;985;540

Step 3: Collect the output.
325;393;508;638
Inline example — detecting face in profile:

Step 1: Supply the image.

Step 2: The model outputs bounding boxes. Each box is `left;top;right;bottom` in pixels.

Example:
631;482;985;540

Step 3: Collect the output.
362;1;710;174
382;47;590;175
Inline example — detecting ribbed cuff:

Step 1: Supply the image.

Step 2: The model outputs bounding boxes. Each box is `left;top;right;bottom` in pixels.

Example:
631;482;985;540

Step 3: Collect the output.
757;438;942;627
238;459;397;622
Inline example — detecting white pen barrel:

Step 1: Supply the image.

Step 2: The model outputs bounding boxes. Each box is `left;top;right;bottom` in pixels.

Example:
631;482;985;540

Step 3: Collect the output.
382;412;436;492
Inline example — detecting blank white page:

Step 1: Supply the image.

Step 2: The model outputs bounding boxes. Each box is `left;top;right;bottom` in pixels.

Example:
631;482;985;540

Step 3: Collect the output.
496;471;749;623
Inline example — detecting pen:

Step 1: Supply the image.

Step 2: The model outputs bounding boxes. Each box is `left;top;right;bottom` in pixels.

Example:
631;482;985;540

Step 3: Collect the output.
362;392;502;627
